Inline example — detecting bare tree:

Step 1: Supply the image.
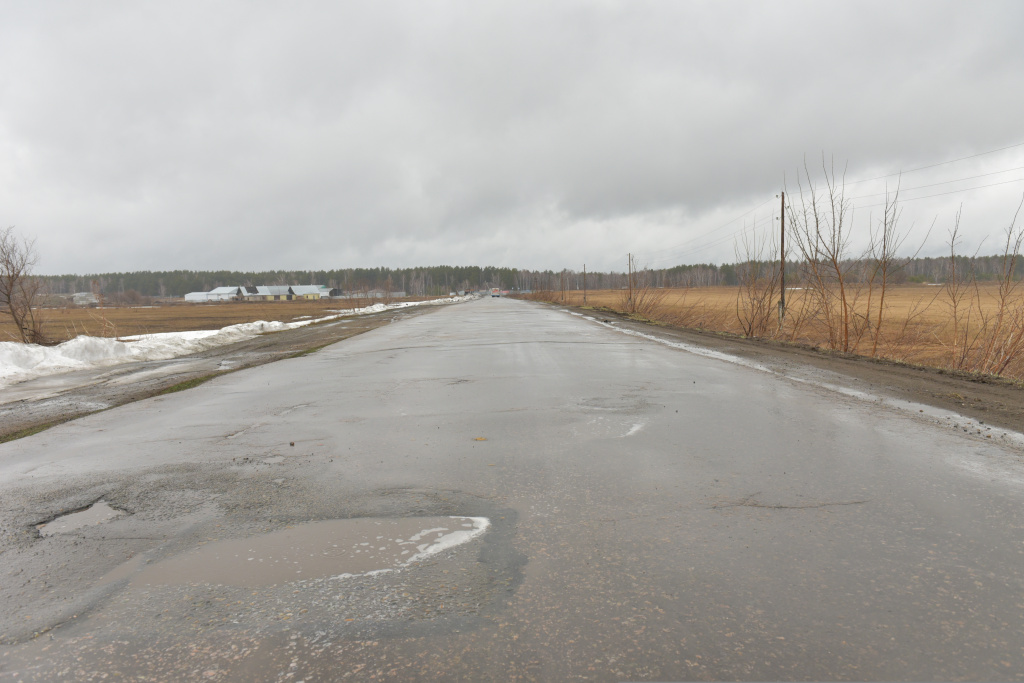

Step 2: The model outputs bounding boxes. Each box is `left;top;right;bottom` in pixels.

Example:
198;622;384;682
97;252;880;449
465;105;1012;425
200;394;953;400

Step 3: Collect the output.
943;210;984;370
863;180;931;357
734;221;780;338
619;259;668;318
941;196;1024;377
0;227;48;344
787;156;857;352
976;196;1024;375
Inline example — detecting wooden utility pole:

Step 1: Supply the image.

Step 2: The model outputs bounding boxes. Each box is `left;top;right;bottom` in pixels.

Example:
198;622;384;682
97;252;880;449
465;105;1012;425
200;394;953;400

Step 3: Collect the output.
778;191;786;325
583;264;587;304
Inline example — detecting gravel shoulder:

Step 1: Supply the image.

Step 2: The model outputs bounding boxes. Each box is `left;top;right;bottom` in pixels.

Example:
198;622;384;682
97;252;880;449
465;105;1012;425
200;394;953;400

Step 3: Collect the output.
552;302;1023;436
0;305;435;441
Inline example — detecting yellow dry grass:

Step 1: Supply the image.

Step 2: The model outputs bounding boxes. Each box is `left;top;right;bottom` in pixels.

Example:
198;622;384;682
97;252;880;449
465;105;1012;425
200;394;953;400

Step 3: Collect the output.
0;298;425;343
540;283;1024;379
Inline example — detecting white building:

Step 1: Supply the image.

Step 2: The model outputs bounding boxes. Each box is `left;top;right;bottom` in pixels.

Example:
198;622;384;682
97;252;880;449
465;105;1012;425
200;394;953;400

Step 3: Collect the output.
184;286;242;302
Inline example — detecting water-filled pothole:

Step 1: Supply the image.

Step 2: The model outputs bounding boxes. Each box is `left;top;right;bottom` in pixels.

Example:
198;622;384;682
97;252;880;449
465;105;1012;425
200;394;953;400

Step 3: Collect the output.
129;516;489;587
37;500;124;537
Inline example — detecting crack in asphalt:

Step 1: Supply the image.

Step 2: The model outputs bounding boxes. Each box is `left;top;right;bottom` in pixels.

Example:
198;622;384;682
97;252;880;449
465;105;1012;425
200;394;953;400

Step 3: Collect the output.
710;492;870;510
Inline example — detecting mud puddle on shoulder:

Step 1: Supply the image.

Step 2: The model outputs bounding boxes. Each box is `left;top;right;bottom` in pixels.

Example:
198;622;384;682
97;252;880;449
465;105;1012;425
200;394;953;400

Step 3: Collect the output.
124;516;489;588
37;499;125;537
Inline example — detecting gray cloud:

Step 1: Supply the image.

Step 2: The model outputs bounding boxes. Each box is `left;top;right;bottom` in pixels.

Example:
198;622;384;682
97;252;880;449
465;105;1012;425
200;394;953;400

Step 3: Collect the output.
1;0;1022;273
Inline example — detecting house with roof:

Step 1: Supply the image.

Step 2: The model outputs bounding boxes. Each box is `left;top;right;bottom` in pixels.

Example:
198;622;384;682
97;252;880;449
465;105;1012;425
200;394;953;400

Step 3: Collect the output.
186;284;338;302
290;285;333;300
184;286;243;302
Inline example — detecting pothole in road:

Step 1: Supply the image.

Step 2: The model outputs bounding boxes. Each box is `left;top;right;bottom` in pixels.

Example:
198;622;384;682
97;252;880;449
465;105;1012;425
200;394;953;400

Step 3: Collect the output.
37;500;125;537
128;516;490;588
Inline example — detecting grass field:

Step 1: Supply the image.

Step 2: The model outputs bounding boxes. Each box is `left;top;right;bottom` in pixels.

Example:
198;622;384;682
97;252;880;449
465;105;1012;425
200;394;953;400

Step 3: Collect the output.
536;283;1024;379
0;298;427;343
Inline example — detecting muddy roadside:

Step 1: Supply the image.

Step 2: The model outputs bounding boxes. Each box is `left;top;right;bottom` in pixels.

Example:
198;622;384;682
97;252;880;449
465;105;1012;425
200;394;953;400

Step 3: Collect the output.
0;305;435;442
551;303;1023;435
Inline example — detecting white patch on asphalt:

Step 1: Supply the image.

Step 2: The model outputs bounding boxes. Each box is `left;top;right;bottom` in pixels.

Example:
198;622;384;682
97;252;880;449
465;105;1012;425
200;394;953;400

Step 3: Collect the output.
623;422;645;437
109;515;490;588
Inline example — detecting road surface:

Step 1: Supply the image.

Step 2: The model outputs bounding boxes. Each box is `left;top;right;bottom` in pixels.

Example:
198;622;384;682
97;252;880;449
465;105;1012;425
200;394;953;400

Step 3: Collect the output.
2;297;1023;681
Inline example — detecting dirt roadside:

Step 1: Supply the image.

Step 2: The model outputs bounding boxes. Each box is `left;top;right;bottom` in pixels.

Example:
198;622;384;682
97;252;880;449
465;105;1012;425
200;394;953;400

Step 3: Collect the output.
0;305;435;441
551;303;1023;436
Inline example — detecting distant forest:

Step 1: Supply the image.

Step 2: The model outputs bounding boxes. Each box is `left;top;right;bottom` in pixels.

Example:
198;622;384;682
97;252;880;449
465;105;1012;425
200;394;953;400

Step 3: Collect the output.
39;254;1023;299
41;266;522;299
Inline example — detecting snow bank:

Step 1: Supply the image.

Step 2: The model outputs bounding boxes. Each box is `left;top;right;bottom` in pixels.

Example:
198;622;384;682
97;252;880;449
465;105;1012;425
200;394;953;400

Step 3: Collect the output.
0;295;471;389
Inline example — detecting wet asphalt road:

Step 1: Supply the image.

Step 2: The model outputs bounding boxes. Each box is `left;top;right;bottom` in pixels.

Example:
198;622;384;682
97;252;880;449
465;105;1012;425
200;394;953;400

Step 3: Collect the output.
2;297;1024;681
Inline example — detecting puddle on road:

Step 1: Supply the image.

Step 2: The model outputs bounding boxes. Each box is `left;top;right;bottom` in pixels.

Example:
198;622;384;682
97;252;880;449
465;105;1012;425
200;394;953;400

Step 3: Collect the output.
129;516;489;588
37;500;124;537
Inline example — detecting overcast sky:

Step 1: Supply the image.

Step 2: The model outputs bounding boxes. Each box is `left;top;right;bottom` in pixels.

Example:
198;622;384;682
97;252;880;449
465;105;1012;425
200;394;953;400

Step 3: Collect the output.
2;1;1023;275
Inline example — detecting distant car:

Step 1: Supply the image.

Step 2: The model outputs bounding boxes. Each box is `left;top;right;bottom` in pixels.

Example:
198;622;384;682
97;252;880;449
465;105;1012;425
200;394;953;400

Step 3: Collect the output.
491;288;501;297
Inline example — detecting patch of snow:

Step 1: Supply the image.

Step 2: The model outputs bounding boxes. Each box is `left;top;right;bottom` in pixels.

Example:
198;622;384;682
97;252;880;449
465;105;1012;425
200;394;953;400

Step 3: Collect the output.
0;296;473;389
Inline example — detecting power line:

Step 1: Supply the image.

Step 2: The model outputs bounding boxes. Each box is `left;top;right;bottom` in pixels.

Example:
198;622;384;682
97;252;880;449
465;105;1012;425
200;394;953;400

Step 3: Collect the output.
637;176;1023;270
852;176;1024;209
646;145;1024;268
602;142;1024;273
637;212;777;264
849;165;1024;200
635;211;777;267
631;196;775;263
841;141;1024;186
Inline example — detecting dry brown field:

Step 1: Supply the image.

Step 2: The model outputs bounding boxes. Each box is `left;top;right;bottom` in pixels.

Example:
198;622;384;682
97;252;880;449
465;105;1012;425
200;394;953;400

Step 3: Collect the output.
1;298;429;343
540;283;1024;379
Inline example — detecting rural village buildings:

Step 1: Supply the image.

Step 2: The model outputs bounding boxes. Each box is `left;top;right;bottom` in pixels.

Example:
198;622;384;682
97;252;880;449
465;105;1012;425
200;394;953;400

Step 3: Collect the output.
184;285;337;302
183;285;416;303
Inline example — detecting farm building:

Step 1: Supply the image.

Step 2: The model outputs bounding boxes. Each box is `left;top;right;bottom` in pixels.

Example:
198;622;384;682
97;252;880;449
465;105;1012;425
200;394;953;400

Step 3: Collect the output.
72;292;99;306
253;286;293;301
184;286;243;302
184;285;336;302
290;285;332;300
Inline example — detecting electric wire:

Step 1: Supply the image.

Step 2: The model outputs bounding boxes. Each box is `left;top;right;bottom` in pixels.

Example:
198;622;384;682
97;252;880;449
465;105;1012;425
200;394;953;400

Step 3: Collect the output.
595;141;1024;273
851;176;1024;210
841;140;1024;186
848;166;1024;200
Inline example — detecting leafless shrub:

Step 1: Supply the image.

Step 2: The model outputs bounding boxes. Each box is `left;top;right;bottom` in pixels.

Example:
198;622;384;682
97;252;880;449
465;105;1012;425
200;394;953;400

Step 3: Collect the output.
733;222;780;338
857;181;934;357
89;310;119;338
974;197;1024;375
0;226;49;344
941;209;980;370
619;261;669;318
877;298;935;363
939;196;1024;377
787;157;858;351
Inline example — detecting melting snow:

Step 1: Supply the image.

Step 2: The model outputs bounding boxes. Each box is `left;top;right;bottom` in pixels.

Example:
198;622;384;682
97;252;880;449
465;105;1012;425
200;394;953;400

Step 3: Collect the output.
0;296;470;389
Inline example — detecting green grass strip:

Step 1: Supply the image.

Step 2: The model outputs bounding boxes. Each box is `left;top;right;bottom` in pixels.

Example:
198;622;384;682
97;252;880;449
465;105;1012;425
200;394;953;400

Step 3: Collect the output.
287;342;333;359
156;372;227;395
0;413;95;444
0;423;57;444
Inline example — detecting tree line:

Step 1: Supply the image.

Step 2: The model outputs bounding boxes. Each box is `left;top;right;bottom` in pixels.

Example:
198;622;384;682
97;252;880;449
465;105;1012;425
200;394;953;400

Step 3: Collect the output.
36;254;1022;301
39;266;523;299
